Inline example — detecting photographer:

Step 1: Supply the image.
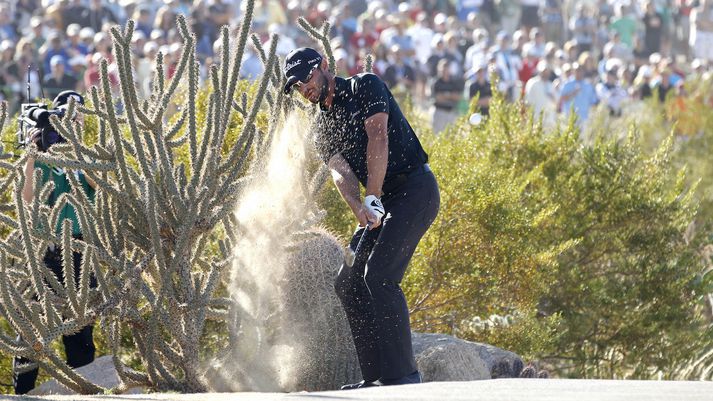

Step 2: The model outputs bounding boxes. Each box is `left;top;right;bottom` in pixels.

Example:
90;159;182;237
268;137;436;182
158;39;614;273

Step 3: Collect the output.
15;90;97;395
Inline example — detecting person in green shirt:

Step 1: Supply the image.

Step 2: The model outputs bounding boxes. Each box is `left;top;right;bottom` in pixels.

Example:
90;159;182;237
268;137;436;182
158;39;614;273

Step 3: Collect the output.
610;3;639;48
14;90;97;395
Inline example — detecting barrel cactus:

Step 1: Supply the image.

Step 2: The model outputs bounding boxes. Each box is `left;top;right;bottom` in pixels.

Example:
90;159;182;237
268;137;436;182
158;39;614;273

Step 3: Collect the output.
278;228;360;391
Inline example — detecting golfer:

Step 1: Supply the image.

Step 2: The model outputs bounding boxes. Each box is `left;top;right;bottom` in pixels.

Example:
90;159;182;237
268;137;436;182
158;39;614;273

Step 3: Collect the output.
284;47;440;389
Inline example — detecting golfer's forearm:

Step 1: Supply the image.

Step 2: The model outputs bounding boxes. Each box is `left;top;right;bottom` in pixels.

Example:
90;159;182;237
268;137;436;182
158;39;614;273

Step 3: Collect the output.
365;113;389;198
365;135;387;198
328;154;363;215
332;172;362;216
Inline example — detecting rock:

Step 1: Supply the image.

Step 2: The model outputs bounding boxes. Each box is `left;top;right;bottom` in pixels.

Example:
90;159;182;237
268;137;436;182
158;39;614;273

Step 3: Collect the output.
412;332;524;381
28;355;144;395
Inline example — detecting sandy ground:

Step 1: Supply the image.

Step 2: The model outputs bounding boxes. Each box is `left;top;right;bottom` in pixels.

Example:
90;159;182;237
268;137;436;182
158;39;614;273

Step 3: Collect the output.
5;379;713;401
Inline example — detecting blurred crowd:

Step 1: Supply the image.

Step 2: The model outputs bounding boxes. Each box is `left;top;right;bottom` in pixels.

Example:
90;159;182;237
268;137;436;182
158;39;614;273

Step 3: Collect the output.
0;0;712;131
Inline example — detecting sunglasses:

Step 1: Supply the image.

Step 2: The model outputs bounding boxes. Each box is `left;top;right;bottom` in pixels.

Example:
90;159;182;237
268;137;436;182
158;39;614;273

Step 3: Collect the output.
294;65;319;88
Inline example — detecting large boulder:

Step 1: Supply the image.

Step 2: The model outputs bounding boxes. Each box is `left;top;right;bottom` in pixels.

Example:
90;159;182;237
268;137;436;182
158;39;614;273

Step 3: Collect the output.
413;332;524;381
28;355;144;395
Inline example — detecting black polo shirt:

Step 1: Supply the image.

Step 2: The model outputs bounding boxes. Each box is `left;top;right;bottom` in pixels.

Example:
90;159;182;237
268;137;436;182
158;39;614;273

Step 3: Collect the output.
314;73;428;187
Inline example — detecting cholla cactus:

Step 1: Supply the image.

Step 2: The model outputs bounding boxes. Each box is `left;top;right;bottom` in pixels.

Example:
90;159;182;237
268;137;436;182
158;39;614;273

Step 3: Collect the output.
0;0;298;392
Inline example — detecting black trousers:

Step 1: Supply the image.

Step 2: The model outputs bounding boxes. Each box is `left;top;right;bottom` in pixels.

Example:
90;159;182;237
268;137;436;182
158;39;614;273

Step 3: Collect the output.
13;245;96;394
335;167;440;382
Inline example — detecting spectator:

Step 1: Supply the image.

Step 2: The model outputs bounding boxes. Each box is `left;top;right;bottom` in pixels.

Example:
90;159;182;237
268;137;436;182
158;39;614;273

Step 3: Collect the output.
632;64;654;99
519;0;541;32
570;4;597;56
154;4;177;34
675;0;695;55
690;58;708;79
380;16;415;58
79;27;96;52
443;31;464;72
130;31;147;59
0;40;21;110
350;17;379;67
67;54;87;87
643;0;665;56
577;51;598;80
407;11;436;68
690;0;713;62
137;41;158;98
28;17;45;58
610;3;637;49
64;0;90;28
527;27;546;58
541;0;564;44
430;59;464;134
0;5;17;42
519;43;539;85
383;45;417;90
598;43;619;78
464;28;490;76
251;0;284;27
209;0;235;32
66;24;89;57
46;0;69;32
133;5;153;38
41;31;71;76
239;46;264;82
492;30;521;101
457;0;483;21
480;0;501;36
266;23;296;57
606;31;633;62
524;60;556;122
334;47;350;76
498;0;522;33
596;66;628;116
558;62;598;127
465;63;493;116
632;35;649;68
652;66;675;102
13;38;41;102
86;0;118;33
44;55;78;100
84;51;118;93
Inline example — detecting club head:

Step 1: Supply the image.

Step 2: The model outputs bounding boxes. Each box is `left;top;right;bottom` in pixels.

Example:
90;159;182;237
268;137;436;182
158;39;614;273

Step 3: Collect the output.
344;246;355;267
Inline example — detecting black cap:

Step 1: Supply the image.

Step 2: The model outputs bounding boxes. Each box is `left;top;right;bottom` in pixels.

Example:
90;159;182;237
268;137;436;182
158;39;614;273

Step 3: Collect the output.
283;47;323;94
52;90;85;109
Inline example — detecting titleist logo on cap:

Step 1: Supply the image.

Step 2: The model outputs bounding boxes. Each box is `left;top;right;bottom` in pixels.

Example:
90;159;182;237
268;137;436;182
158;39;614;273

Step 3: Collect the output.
285;59;301;71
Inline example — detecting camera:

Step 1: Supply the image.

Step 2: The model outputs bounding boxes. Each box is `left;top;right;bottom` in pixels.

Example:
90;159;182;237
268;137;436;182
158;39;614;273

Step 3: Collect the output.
17;103;67;152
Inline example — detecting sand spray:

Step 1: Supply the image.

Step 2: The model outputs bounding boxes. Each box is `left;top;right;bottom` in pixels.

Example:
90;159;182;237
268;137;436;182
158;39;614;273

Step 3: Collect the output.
207;109;359;391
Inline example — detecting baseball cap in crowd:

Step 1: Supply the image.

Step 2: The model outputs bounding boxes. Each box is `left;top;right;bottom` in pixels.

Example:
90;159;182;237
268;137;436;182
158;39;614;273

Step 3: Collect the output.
80;27;95;40
52;90;85;109
283;47;323;94
50;55;65;67
30;16;43;28
66;23;81;37
68;54;87;67
0;40;13;53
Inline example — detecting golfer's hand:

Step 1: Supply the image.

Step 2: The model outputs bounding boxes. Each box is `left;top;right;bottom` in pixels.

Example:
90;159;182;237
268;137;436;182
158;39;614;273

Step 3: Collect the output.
356;206;378;229
361;195;384;229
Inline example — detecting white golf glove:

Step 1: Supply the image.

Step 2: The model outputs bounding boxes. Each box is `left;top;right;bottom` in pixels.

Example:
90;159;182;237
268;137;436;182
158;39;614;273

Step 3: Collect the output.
363;195;385;225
